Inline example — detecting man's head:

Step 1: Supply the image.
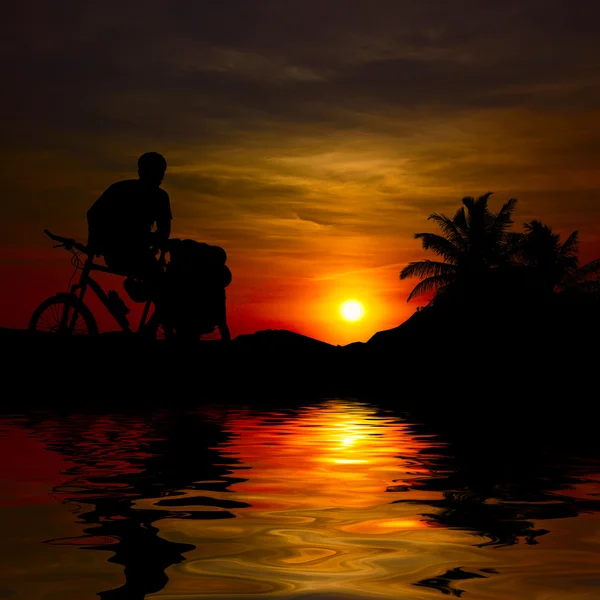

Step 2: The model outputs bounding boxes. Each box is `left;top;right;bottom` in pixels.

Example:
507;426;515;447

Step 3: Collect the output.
138;152;167;187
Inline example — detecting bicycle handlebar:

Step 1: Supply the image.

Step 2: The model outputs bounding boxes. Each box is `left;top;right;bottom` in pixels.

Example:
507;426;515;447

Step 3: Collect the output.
44;230;171;262
44;229;89;254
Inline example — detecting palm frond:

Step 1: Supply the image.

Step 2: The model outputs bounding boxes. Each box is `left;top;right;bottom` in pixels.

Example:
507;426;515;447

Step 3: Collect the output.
414;232;462;263
559;230;580;260
504;231;526;262
521;220;561;268
428;213;466;247
406;274;456;302
523;219;549;236
461;196;476;213
400;260;457;281
476;192;494;208
453;206;468;232
524;220;560;246
490;197;518;238
466;193;492;227
556;231;580;278
566;257;600;285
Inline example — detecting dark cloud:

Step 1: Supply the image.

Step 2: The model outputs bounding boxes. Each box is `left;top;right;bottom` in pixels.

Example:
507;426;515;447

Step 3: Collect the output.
6;1;600;135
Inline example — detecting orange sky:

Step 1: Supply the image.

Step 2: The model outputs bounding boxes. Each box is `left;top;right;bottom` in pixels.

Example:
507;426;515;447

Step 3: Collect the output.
2;2;600;344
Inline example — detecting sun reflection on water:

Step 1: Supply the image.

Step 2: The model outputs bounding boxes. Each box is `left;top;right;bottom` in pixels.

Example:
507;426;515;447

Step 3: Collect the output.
2;400;600;600
210;401;440;510
147;400;452;598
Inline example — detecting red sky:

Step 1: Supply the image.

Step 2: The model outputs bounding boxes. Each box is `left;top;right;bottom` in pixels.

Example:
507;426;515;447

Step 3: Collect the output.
2;1;600;345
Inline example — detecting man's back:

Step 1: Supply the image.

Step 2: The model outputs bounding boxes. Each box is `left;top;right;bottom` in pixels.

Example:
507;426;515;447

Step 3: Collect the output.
87;178;172;254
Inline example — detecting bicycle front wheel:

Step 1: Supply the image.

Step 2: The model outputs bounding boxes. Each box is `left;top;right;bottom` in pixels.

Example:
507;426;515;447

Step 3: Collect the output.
29;294;98;335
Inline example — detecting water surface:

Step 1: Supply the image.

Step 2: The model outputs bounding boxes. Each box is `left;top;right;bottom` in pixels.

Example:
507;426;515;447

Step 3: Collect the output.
1;400;599;599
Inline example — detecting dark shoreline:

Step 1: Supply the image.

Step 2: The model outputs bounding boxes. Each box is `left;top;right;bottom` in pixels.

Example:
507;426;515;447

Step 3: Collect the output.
2;324;599;463
2;324;594;410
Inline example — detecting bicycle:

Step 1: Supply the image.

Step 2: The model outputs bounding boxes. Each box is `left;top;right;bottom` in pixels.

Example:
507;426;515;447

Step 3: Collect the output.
28;230;231;341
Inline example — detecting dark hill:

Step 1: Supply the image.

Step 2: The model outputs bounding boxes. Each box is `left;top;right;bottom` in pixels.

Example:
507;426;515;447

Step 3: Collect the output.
232;328;336;353
1;295;596;409
0;327;344;405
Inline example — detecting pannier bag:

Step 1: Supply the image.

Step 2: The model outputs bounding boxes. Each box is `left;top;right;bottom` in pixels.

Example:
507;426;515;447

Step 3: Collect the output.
163;238;231;334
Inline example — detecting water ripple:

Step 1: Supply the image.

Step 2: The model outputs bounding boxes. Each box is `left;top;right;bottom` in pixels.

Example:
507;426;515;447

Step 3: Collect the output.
0;400;599;599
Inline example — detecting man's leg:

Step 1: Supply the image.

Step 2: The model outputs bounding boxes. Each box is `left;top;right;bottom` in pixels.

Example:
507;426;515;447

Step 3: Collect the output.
137;252;168;320
106;250;162;301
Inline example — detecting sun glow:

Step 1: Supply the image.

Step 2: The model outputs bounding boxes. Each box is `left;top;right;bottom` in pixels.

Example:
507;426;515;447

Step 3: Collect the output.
340;299;365;322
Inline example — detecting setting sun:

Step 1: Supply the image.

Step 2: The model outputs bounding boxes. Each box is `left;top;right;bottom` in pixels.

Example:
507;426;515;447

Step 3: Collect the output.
340;300;365;322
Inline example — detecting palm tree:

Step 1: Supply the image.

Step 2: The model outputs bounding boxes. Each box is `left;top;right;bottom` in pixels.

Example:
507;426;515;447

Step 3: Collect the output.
515;220;600;300
400;193;518;303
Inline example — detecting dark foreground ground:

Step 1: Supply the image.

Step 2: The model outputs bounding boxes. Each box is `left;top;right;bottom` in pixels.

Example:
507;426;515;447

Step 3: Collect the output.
2;318;596;428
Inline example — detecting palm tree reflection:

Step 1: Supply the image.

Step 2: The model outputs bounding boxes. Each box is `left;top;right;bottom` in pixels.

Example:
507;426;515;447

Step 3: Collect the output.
391;419;600;548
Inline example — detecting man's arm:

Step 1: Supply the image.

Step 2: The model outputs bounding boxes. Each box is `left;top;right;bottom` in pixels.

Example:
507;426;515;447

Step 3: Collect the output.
153;190;172;248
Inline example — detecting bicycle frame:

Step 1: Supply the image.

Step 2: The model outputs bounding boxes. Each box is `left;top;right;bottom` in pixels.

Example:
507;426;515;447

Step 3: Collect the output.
66;253;154;334
41;231;231;340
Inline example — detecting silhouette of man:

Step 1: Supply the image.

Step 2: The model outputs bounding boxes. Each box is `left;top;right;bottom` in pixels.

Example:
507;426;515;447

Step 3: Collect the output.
87;152;172;280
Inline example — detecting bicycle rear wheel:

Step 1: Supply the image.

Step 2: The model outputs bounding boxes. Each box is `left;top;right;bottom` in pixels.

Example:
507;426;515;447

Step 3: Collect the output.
29;294;98;335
